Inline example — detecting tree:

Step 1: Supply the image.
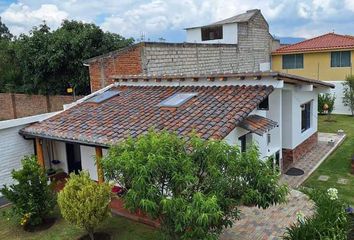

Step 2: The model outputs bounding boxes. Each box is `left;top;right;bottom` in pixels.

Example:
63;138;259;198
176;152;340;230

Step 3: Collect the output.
0;17;13;40
57;171;112;240
102;130;288;239
5;20;134;95
318;93;336;114
343;75;354;116
0;156;56;227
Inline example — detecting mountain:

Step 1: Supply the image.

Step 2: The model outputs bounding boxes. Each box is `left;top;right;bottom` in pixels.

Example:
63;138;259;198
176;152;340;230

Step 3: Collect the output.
276;37;306;45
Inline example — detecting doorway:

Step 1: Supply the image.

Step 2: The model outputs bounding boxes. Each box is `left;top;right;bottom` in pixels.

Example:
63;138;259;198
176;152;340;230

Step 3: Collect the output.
66;143;82;173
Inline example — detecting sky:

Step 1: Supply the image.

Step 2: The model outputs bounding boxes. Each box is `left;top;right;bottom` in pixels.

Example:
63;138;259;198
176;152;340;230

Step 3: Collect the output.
1;0;354;42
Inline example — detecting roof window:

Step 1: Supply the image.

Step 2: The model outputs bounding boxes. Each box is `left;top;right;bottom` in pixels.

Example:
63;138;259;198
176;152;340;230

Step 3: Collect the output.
159;92;198;107
86;90;120;103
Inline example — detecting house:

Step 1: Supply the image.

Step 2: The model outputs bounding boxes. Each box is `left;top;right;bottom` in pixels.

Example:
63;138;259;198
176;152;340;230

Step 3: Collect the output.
0;112;58;191
85;9;279;92
272;33;354;114
19;72;333;182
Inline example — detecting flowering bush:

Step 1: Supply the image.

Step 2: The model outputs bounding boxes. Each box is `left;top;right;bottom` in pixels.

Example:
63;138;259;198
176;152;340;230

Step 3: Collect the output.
283;188;350;240
0;156;56;227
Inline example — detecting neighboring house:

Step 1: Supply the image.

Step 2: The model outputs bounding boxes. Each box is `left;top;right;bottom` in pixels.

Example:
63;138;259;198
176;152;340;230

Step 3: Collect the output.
272;33;354;114
19;72;333;182
0;112;57;193
85;9;279;92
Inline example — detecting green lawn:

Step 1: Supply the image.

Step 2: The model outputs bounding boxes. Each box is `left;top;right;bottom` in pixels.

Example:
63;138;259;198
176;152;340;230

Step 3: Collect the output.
0;207;160;240
303;114;354;205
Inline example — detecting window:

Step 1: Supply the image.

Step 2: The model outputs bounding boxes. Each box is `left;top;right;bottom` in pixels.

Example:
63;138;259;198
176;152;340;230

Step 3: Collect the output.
86;90;120;103
257;97;269;110
282;54;303;69
301;101;311;132
238;135;246;152
331;51;351;67
159;92;198;107
201;26;223;41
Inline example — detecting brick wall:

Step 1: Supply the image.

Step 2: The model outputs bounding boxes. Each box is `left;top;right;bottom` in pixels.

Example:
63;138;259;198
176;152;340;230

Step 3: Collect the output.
89;45;143;92
0;93;82;120
282;132;318;172
86;11;274;92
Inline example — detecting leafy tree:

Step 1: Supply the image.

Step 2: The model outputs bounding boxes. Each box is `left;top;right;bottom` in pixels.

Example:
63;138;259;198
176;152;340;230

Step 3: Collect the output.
0;17;13;40
57;171;112;240
3;20;134;95
343;75;354;116
102;130;288;240
0;155;56;226
318;93;336;114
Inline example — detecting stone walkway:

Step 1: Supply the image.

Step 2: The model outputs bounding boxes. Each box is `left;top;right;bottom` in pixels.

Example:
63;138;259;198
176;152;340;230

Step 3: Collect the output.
221;190;315;240
280;132;346;188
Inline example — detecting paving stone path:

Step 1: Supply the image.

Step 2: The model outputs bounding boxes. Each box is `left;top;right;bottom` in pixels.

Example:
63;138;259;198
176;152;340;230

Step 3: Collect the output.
221;190;315;240
280;133;345;188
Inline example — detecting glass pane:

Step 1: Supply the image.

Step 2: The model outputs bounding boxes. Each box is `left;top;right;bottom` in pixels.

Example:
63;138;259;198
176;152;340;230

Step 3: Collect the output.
159;93;198;107
331;52;340;67
295;54;303;68
341;51;351;67
87;90;120;103
283;55;295;69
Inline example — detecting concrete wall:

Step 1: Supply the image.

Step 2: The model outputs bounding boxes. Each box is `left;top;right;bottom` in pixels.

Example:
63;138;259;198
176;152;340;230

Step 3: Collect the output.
186;23;238;44
327;81;352;115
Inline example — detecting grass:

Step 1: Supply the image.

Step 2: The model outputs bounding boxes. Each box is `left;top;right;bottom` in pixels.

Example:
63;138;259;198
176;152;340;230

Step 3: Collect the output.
303;114;354;205
0;207;160;240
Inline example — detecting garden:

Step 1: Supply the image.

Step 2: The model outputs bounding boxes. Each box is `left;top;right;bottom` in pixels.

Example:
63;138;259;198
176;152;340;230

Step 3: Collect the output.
0;130;352;239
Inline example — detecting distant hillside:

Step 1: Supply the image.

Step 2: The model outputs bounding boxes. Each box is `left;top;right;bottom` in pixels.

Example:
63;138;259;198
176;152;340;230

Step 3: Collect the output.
276;37;306;45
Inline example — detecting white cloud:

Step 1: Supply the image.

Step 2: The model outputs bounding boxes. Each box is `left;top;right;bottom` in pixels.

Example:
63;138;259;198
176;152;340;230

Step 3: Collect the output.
1;0;354;39
1;3;68;35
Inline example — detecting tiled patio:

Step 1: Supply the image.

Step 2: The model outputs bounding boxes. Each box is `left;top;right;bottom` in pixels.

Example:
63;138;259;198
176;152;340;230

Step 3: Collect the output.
221;190;315;240
280;132;346;188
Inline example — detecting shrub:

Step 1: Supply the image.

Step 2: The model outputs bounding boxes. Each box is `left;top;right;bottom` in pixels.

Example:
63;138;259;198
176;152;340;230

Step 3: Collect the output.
318;93;336;114
283;188;350;240
57;171;112;240
0;155;56;226
102;129;288;240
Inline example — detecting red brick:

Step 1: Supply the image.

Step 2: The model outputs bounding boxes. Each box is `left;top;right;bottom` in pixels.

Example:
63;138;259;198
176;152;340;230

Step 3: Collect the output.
282;132;318;172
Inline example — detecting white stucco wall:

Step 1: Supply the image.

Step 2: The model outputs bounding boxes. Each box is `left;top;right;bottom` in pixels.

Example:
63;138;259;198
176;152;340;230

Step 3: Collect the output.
186;23;238;44
80;145;98;181
282;85;318;149
327;81;351;115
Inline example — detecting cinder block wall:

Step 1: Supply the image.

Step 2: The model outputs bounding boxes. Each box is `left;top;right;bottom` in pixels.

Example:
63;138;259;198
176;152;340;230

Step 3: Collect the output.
0;93;81;120
87;11;274;92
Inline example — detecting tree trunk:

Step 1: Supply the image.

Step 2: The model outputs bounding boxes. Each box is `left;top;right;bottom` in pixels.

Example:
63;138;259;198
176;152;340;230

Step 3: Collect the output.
88;231;95;240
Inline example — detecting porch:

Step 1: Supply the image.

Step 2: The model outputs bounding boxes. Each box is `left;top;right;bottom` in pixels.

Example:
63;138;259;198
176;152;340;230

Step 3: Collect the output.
280;132;346;188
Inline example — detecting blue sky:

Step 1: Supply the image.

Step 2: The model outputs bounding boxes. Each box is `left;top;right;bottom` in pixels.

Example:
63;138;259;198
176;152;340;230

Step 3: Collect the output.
1;0;354;42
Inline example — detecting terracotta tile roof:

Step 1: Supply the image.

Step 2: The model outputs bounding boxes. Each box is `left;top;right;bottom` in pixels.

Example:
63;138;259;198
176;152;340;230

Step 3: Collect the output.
238;114;278;136
20;85;273;146
273;33;354;54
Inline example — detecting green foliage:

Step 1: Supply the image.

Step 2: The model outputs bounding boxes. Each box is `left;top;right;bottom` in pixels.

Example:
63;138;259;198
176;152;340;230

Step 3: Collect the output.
0;17;13;40
318;93;336;114
283;188;350;240
0;155;55;226
57;171;112;240
0;20;134;95
342;75;354;116
102;129;288;240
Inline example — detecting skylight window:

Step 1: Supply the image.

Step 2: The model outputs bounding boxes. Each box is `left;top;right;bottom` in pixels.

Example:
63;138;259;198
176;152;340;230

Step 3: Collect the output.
86;90;120;103
159;92;198;107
